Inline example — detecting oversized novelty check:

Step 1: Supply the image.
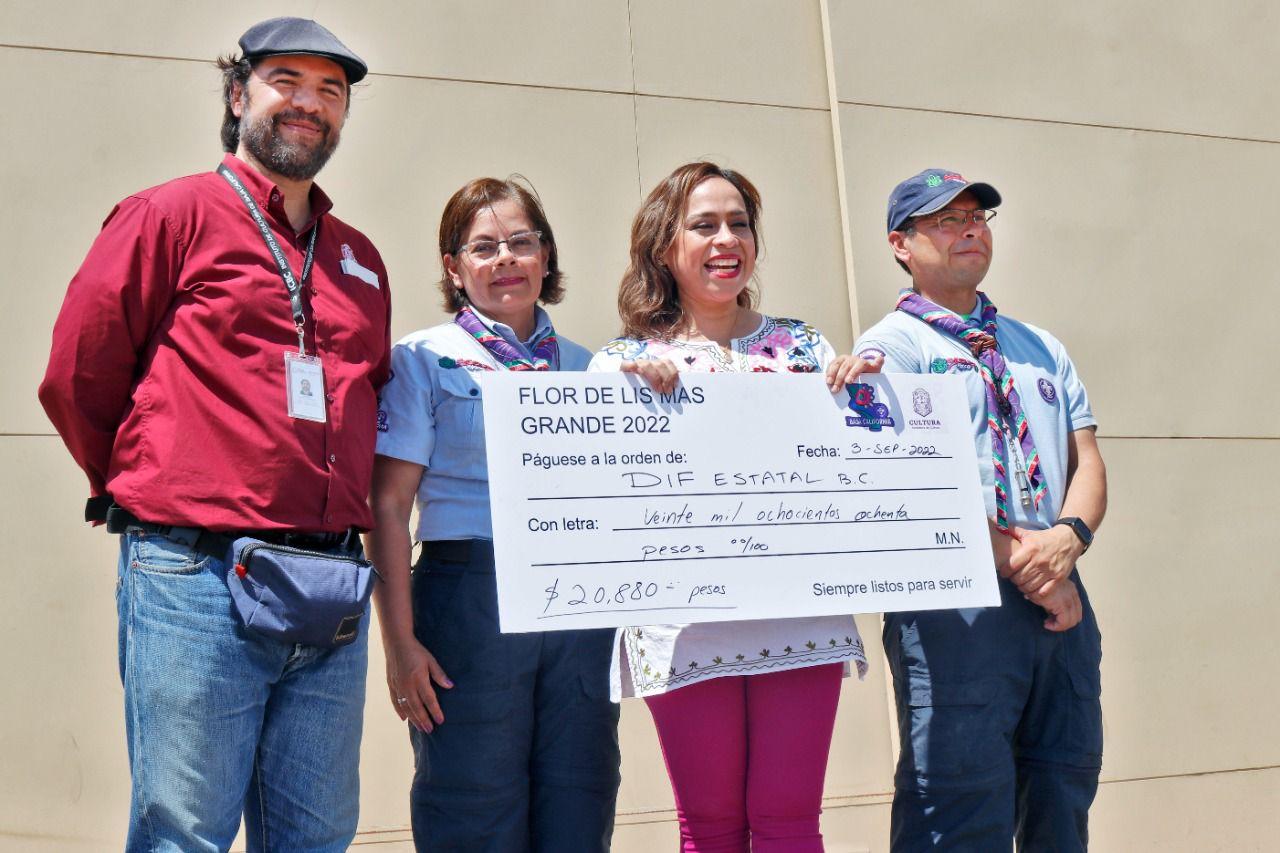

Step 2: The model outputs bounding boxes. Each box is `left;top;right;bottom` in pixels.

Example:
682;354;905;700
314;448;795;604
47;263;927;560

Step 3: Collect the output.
479;372;998;632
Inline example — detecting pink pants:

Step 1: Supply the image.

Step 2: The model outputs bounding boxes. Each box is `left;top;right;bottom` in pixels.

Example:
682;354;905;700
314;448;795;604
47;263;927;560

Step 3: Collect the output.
644;663;844;852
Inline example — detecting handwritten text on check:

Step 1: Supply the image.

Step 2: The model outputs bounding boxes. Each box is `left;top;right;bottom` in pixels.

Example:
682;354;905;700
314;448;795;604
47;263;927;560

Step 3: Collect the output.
480;372;998;632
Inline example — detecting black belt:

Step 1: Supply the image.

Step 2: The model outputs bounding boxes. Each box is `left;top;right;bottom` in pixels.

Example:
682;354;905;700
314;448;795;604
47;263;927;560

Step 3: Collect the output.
420;539;490;565
93;501;360;558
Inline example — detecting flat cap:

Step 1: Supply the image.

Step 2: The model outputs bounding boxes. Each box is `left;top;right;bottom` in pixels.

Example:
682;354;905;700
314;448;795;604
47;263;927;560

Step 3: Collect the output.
238;16;367;84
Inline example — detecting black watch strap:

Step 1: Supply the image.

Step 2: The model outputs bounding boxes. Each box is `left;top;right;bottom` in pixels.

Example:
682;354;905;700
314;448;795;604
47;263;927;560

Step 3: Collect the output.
1054;516;1093;552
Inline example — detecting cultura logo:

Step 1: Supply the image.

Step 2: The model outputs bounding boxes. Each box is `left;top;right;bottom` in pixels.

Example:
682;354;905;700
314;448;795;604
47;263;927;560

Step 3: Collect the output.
912;388;932;418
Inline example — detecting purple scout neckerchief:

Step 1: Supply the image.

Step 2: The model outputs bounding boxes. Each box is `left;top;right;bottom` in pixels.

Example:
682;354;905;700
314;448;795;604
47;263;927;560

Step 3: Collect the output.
454;304;559;371
895;289;1046;530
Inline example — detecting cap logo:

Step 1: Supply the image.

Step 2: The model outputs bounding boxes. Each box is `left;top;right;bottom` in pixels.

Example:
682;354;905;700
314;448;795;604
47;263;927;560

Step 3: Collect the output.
943;173;966;183
925;175;943;188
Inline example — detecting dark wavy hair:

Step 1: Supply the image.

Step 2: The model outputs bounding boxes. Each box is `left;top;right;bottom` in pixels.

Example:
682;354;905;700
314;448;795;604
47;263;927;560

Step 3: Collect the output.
617;162;761;340
437;177;565;313
216;54;254;153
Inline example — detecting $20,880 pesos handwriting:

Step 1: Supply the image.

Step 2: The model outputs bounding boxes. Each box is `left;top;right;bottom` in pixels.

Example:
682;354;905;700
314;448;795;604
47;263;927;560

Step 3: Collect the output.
542;577;732;615
543;578;662;614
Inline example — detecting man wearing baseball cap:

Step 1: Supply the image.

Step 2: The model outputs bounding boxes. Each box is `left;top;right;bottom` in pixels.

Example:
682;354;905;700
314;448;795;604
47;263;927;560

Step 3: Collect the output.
40;17;389;851
838;169;1108;850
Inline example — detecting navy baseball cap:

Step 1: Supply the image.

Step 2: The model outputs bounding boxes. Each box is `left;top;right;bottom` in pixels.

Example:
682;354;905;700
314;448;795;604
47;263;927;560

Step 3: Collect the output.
238;17;368;84
887;169;1001;233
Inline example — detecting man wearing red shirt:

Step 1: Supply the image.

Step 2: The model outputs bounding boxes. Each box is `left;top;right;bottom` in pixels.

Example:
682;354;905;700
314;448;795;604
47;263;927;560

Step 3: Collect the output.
39;18;390;852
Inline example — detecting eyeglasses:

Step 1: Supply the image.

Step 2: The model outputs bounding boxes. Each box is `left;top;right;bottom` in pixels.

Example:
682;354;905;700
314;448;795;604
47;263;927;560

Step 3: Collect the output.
457;231;544;262
907;208;997;234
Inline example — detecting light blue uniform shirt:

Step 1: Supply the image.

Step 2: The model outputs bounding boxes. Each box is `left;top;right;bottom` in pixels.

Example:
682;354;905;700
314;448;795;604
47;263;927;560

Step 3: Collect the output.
375;307;592;541
856;302;1095;531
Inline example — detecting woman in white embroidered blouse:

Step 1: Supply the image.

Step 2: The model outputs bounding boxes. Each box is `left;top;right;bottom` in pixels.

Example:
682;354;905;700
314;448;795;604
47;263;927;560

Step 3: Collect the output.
589;162;878;852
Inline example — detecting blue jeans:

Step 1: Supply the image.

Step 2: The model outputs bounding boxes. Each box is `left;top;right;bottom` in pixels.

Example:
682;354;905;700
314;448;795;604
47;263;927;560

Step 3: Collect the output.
116;529;368;852
409;540;621;852
884;573;1103;852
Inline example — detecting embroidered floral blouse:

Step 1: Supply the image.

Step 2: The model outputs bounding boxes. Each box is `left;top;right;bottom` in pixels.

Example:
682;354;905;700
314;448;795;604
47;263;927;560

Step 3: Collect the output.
589;315;868;699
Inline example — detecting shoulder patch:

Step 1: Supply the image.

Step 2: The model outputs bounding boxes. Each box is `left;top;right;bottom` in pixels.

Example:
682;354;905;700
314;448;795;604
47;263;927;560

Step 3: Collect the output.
1037;377;1057;404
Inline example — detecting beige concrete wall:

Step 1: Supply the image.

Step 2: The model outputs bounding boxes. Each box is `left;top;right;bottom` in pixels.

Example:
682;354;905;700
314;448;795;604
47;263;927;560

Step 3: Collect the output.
2;2;1275;850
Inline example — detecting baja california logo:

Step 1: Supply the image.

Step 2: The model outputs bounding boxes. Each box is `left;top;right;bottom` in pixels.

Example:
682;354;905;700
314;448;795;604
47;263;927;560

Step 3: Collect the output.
1037;378;1057;404
912;388;933;418
845;383;896;431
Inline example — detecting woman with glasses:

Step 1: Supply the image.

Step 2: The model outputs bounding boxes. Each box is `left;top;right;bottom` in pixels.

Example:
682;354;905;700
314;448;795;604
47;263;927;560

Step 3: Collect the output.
591;161;875;852
366;177;620;851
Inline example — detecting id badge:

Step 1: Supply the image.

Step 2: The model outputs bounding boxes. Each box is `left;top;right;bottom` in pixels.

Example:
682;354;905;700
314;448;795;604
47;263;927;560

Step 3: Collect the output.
284;351;327;422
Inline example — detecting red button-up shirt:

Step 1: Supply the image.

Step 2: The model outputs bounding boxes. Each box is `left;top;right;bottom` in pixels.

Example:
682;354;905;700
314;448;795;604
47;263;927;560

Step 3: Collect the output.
39;155;391;532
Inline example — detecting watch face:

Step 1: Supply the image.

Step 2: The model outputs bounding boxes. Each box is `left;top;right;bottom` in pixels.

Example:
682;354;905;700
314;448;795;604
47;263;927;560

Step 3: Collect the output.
1059;517;1092;546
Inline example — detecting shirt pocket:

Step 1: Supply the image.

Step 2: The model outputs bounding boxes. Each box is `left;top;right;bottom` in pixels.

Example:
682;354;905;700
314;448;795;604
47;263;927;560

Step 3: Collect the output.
431;369;487;467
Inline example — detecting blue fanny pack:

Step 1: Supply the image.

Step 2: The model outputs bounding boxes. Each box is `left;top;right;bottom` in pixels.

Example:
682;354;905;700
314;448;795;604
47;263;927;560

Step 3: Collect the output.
225;537;376;647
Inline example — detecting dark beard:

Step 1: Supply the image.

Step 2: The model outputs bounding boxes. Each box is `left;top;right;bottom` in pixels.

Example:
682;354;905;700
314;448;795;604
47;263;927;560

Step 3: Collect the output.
240;109;339;181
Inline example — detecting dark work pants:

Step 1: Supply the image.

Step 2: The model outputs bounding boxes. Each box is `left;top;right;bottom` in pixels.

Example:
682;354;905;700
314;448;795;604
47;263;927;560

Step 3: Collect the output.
409;540;621;852
883;572;1103;852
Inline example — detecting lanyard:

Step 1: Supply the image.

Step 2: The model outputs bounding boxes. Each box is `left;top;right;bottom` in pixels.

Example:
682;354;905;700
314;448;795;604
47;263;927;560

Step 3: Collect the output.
217;164;319;354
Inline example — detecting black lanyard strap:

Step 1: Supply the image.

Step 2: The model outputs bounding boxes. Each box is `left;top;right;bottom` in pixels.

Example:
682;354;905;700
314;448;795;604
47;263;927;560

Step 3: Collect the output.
217;164;319;354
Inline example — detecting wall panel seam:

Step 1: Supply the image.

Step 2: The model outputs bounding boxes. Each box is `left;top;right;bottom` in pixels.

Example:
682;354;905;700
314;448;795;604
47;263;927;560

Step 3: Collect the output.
818;0;859;337
632;92;826;113
0;42;203;64
625;0;642;200
615;788;896;823
1101;763;1280;785
837;99;1280;146
0;43;828;113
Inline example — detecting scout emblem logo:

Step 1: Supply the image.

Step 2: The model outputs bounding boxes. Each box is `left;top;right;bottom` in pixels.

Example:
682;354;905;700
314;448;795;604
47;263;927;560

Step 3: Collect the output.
1038;378;1057;404
845;383;895;431
912;388;933;418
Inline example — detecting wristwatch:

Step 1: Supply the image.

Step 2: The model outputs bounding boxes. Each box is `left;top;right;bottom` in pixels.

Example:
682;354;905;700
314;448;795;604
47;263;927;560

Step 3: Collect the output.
1054;517;1093;552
